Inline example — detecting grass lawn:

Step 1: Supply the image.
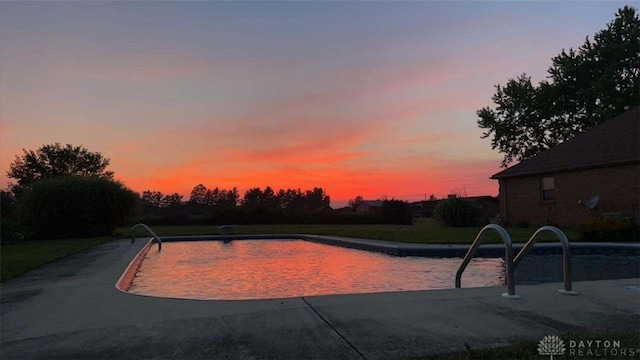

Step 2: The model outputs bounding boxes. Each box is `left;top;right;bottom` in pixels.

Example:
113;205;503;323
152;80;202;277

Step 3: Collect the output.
413;331;640;359
122;218;582;245
0;236;116;282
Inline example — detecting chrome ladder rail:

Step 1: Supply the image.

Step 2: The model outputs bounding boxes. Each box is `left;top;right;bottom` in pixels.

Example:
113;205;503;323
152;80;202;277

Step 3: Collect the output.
513;226;578;295
455;224;520;299
130;223;162;251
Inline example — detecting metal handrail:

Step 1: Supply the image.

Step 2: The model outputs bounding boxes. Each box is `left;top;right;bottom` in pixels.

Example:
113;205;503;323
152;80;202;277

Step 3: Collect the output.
130;223;162;251
513;226;577;295
455;224;520;299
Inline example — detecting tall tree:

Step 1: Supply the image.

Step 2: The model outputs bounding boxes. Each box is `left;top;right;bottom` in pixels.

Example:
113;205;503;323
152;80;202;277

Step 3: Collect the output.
141;190;164;208
7;143;114;194
161;193;184;208
477;6;639;167
305;187;331;210
278;188;305;210
241;187;277;210
189;184;209;205
348;195;365;210
209;187;239;208
189;184;239;208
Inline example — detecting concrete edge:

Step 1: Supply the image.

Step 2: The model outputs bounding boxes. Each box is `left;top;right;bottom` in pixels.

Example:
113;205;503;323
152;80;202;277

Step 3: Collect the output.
115;239;153;292
145;234;640;257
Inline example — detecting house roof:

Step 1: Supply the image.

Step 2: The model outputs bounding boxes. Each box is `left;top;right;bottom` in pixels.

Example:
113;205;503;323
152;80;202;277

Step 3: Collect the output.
492;107;640;179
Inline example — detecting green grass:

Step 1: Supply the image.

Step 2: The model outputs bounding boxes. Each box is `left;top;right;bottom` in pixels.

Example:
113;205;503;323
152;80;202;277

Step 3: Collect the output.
410;331;640;360
123;218;582;245
0;236;116;282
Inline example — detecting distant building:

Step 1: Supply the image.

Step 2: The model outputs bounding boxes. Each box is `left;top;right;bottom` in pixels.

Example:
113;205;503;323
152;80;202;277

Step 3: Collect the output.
356;200;383;213
410;196;498;218
410;200;439;218
491;106;640;227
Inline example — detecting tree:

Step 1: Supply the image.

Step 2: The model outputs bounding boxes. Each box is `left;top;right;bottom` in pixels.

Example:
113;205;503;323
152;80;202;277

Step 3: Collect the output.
278;188;305;210
348;195;364;211
188;184;239;208
7;143;113;194
189;184;208;205
209;187;239;208
18;176;138;239
304;187;331;210
161;193;184;208
141;190;164;208
477;6;639;167
381;199;413;225
241;187;278;210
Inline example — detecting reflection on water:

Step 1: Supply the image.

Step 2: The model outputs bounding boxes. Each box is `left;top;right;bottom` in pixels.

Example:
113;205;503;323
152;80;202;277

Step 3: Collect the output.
128;240;505;300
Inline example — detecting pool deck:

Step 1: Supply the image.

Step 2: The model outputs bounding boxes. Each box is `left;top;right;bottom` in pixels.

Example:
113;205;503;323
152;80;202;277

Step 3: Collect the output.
1;238;639;359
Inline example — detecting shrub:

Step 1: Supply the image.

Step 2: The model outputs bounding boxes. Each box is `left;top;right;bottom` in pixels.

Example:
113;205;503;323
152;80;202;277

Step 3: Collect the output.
1;190;17;219
434;198;481;227
0;218;32;244
17;176;140;239
0;191;31;244
578;217;635;242
381;199;413;225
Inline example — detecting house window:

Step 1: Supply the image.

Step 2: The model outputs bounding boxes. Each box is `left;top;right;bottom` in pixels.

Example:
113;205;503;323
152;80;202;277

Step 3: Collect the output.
541;177;555;201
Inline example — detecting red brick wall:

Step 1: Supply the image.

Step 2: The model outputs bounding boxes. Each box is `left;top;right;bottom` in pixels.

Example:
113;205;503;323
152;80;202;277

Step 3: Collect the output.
498;164;640;227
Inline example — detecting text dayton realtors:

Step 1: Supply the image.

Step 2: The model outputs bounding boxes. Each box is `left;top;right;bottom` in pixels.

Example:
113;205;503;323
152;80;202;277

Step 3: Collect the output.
569;339;637;357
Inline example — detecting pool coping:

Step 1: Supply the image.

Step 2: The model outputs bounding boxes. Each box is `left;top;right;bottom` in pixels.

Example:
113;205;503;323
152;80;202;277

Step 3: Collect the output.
145;233;640;257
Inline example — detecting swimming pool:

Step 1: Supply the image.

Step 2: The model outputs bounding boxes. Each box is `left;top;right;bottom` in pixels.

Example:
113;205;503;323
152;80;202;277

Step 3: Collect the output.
119;238;640;300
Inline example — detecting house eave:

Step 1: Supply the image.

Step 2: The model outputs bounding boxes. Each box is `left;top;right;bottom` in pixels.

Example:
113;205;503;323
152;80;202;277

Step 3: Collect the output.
491;159;640;180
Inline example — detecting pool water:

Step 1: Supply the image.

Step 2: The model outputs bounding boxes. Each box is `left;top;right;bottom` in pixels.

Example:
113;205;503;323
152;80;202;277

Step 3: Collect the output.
128;240;505;300
127;239;640;300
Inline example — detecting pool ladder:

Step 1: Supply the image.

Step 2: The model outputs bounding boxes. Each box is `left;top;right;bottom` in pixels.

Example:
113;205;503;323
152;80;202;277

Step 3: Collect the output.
130;223;163;251
455;224;578;299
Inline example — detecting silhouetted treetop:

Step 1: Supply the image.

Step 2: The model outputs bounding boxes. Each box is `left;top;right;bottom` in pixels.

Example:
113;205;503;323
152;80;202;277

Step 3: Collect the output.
7;143;113;194
477;6;639;167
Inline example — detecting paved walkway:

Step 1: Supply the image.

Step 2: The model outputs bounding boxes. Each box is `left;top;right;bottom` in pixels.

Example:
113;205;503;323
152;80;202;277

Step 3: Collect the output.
1;239;638;359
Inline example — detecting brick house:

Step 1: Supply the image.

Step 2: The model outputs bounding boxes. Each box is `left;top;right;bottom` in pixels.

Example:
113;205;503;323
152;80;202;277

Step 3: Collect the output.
491;107;639;227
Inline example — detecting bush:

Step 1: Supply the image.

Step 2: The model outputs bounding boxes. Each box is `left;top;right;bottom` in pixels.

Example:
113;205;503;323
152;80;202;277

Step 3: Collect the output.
578;217;635;242
433;198;481;227
17;176;140;239
0;218;32;244
1;190;17;219
0;191;31;244
381;199;413;225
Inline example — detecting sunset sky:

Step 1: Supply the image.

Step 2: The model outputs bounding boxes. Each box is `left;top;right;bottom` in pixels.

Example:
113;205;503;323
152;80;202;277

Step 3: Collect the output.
0;1;630;207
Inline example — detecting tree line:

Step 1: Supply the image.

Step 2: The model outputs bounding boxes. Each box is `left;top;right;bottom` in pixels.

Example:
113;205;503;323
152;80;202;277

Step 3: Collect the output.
139;185;330;211
1;143;412;241
135;185;414;227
